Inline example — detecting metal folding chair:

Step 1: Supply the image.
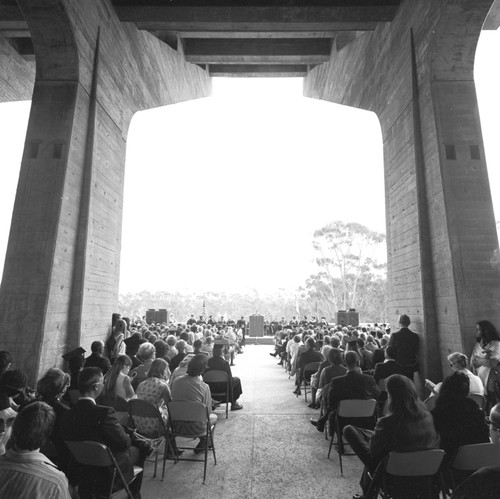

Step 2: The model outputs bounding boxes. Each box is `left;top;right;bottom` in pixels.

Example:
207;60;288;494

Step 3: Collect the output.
367;449;446;498
303;361;321;403
127;398;175;480
64;440;142;499
328;398;377;475
203;369;230;418
98;395;130;425
167;401;217;483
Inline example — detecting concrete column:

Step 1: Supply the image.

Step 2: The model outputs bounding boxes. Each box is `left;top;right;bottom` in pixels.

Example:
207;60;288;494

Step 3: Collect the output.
0;0;211;383
304;0;500;381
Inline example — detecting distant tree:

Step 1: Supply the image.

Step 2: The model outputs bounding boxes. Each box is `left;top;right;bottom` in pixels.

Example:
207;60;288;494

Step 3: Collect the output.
311;221;386;318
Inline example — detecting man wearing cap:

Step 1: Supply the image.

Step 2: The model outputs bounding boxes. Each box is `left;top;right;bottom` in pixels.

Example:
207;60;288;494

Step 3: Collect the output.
0;401;71;498
206;344;243;411
84;341;111;375
59;367;145;498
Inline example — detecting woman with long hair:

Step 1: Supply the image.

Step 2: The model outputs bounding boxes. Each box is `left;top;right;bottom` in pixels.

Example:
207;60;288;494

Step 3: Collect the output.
101;354;134;400
431;372;489;457
471;320;500;397
344;374;440;497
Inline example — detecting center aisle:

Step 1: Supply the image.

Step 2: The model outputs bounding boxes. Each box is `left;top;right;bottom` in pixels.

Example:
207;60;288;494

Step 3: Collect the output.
143;344;362;499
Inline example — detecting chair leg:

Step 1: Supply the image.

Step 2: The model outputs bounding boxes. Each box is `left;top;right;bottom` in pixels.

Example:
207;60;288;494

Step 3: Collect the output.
225;400;228;419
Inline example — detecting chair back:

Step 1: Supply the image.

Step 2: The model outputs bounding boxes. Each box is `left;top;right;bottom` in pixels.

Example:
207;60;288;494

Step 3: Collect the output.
203;370;229;384
452;443;500;471
338;399;377;418
167;401;208;423
468;393;486;410
99;396;128;412
385;449;445;476
304;362;320;374
128;398;166;437
64;440;115;467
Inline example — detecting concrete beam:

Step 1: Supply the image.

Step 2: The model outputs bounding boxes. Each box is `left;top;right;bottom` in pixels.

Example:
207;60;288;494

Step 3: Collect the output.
184;38;332;64
177;30;351;39
209;63;308;77
113;5;400;31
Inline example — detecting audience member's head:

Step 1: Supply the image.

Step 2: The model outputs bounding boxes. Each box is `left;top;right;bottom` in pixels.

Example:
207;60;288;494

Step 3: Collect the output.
328;348;344;366
476;320;500;345
37;368;70;401
447;352;468;371
385;345;396;360
176;340;186;353
398;314;411;327
0;369;27;398
78;367;104;396
187;355;207;377
345;351;360;370
138;342;156;362
435;372;470;409
386;374;426;418
154;339;169;359
306;338;315;350
90;340;104;355
193;339;203;352
10;401;55;451
147;358;169;381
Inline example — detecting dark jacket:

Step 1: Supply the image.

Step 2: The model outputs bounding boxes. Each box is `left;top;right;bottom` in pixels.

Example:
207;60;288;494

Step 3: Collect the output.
328;370;380;411
84;353;111;375
373;359;408;383
387;327;419;372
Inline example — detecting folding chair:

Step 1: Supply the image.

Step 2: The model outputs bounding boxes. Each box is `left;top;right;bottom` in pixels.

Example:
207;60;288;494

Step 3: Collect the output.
64;440;143;499
328;398;377;475
167;401;217;483
467;393;486;410
303;361;321;403
98;395;130;425
127;398;175;480
203;370;230;418
450;442;500;490
367;449;446;498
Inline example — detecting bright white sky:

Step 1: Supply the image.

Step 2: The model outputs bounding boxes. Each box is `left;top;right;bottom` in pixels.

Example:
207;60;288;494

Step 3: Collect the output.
0;30;499;295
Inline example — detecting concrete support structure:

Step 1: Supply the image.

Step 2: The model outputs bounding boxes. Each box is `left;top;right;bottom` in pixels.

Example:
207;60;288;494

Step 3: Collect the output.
0;0;210;382
305;0;500;381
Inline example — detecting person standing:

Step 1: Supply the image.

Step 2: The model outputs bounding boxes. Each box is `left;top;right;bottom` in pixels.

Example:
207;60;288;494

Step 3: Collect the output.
387;314;419;379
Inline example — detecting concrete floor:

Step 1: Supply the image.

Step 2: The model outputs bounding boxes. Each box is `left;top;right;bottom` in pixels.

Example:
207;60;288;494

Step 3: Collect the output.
141;344;363;499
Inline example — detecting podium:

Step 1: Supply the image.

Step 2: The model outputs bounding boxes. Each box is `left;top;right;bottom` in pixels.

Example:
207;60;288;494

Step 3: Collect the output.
249;314;264;337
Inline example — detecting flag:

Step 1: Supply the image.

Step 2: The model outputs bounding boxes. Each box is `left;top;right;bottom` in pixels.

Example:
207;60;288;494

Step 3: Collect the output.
202;300;207;322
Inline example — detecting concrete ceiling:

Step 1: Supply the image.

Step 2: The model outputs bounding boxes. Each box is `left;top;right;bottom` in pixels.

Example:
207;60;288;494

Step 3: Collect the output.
1;0;499;77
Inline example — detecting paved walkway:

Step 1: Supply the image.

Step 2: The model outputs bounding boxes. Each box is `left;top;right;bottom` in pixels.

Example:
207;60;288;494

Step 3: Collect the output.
142;344;362;499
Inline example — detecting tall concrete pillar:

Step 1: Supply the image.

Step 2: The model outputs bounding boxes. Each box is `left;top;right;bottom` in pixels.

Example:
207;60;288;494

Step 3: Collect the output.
305;0;500;381
0;0;211;383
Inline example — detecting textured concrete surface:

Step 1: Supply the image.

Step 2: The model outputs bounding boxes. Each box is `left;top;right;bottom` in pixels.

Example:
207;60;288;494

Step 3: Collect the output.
142;345;363;499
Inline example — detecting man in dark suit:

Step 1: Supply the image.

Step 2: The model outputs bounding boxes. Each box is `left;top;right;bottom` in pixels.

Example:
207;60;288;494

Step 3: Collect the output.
59;367;145;498
373;346;407;384
84;341;111;375
206;344;243;411
311;351;379;432
387;314;419;379
294;338;323;396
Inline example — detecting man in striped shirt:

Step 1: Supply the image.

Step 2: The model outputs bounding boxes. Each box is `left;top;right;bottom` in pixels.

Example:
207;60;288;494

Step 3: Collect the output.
0;401;71;498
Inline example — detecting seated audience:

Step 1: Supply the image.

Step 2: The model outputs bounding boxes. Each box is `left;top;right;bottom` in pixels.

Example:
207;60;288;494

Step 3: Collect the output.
431;372;489;457
206;344;243;411
344;374;440;498
0;401;71;498
319;348;347;388
101;354;135;401
84;340;111;375
294;338;322;396
123;332;147;361
311;351;379;433
153;339;171;365
0;369;37;410
200;336;214;357
59;367;146;498
170;355;218;453
165;336;178;360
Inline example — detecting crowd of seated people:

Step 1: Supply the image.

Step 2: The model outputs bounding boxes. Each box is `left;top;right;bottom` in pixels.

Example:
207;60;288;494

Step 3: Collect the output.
270;315;500;498
0;312;246;497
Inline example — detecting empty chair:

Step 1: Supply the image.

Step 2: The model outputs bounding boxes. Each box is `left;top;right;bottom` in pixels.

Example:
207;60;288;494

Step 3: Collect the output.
203;370;230;418
64;440;142;499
